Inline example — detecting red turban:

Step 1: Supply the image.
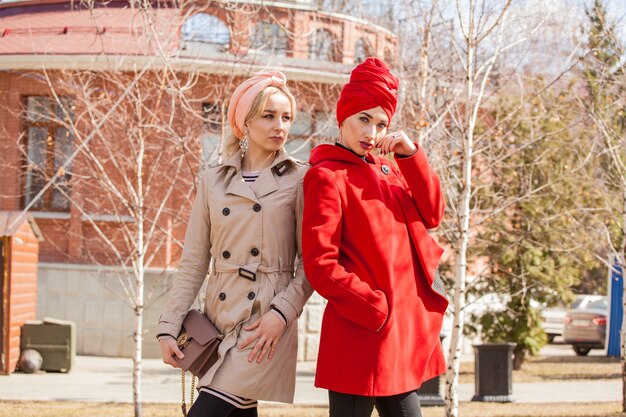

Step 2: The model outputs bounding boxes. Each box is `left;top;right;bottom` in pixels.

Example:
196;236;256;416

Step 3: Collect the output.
336;57;399;127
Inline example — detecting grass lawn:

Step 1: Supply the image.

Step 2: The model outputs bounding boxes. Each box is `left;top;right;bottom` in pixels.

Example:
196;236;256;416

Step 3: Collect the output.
458;351;620;384
1;400;624;417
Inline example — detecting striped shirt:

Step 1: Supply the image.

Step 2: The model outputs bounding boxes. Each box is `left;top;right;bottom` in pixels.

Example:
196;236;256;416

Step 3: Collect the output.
200;386;258;409
242;170;260;183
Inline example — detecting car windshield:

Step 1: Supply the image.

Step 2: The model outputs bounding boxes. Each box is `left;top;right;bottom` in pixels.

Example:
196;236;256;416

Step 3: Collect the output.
587;299;608;310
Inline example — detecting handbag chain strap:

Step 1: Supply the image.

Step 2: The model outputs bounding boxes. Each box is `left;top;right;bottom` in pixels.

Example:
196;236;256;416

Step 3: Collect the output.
181;369;196;417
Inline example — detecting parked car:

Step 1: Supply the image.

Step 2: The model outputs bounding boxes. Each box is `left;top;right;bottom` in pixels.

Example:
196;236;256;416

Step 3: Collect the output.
562;296;608;356
540;307;567;343
538;295;603;343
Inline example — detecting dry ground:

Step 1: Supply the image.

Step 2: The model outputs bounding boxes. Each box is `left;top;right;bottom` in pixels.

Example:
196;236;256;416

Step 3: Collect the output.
1;400;624;417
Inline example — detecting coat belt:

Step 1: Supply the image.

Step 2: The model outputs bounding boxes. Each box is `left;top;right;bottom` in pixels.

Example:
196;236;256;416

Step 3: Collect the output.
214;258;294;281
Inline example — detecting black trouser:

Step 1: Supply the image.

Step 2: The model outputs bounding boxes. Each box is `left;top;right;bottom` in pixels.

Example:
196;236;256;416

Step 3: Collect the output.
329;390;423;417
187;391;258;417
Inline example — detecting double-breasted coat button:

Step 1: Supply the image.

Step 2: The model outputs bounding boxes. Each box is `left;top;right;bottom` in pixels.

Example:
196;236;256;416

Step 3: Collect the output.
222;207;230;216
381;165;390;175
222;251;230;259
219;292;226;301
247;292;255;300
253;203;262;212
250;248;259;256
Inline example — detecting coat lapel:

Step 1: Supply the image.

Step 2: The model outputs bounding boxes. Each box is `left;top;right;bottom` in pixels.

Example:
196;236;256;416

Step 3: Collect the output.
222;149;295;201
251;151;296;198
222;152;258;202
250;169;279;198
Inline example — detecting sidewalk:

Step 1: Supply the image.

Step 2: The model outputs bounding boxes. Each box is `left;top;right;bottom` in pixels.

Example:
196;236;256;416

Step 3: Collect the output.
0;355;620;404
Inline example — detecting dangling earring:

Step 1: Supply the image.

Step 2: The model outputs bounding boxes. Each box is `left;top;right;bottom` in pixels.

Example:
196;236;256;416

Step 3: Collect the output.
240;131;249;158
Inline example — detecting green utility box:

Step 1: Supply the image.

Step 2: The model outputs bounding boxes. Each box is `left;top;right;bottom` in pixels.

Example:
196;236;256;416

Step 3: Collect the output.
20;318;76;373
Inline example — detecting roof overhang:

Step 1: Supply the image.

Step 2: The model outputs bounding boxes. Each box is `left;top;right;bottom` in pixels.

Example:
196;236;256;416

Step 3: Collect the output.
0;211;44;241
0;53;351;84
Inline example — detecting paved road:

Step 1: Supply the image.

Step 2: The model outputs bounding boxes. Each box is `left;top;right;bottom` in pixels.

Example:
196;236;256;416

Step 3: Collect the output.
0;341;620;404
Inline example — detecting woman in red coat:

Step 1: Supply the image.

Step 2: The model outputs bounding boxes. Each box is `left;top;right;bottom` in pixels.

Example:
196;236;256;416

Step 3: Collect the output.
302;58;448;417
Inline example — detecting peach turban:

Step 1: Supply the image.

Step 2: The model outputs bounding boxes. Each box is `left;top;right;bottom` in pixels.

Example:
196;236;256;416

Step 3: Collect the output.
228;70;288;139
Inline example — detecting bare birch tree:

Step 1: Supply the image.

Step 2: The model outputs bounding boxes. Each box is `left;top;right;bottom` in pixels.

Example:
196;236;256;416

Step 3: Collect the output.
14;66;223;416
9;5;242;415
418;3;514;415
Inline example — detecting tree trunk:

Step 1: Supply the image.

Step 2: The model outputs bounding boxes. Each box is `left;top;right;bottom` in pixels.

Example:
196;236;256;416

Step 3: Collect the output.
417;25;431;147
444;246;469;417
133;133;146;417
444;6;475;415
133;286;144;417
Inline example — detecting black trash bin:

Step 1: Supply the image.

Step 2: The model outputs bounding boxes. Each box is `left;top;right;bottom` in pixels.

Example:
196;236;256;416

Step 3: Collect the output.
471;342;516;402
416;375;444;406
416;335;445;406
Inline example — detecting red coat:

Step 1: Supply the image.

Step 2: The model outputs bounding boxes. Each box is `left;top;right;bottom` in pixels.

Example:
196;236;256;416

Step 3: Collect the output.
302;144;448;396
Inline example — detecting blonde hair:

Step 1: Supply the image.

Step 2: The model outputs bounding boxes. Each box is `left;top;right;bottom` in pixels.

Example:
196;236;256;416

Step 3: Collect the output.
224;85;297;158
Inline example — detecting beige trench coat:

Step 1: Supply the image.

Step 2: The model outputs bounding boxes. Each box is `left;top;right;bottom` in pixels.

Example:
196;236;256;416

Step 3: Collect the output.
157;150;313;403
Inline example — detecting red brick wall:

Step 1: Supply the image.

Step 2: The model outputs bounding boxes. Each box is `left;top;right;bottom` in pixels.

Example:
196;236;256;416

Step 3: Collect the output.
0;70;200;266
0;72;26;213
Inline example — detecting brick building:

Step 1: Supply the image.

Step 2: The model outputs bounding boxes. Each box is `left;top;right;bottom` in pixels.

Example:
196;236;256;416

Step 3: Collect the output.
0;0;397;362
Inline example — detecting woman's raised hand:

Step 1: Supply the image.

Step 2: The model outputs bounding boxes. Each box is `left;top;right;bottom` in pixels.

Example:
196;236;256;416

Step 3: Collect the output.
376;130;417;157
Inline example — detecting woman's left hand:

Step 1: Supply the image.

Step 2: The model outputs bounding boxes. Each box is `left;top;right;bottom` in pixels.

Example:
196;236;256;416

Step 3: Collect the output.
376;130;417;157
237;312;287;363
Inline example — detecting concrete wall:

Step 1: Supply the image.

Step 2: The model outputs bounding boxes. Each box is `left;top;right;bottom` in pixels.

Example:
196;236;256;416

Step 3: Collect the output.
37;263;324;361
37;263;175;359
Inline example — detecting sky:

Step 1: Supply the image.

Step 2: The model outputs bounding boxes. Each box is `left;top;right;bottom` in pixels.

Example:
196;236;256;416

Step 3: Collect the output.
606;0;626;40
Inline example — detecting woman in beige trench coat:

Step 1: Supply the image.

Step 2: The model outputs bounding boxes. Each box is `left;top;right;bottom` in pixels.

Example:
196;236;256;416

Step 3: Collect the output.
157;71;313;417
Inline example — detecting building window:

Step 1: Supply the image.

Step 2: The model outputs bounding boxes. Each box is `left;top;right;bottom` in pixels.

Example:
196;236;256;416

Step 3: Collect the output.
200;102;222;165
182;13;230;53
250;23;288;56
354;38;371;63
23;96;74;211
309;29;338;61
202;102;222;134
